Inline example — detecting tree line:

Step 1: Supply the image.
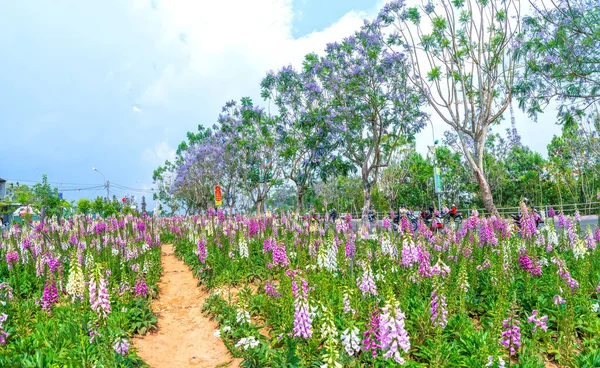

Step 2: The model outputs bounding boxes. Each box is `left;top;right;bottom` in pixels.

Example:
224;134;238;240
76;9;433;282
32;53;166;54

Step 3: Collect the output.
152;0;600;220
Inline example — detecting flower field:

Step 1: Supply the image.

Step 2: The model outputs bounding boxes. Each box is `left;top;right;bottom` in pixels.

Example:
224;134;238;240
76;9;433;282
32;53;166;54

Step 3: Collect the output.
0;215;162;367
171;209;600;368
1;209;600;367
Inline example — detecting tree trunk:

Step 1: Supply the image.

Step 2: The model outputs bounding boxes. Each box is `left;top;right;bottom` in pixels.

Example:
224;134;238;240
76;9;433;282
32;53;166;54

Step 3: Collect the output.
255;197;263;216
462;127;499;217
361;184;371;231
473;166;499;217
296;187;306;214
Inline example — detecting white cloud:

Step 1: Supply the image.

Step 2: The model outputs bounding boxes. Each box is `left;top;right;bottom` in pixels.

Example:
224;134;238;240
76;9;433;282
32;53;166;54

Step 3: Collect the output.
132;105;142;113
143;141;176;166
131;0;370;108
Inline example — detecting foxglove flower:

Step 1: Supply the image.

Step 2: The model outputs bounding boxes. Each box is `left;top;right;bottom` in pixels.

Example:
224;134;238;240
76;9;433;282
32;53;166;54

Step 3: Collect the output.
264;282;281;298
345;233;356;260
135;276;148;297
89;273;111;319
235;336;260;350
341;326;361;356
0;313;8;345
380;232;396;258
113;338;130;356
66;261;85;302
238;237;249;258
379;303;410;364
292;279;312;339
197;238;207;264
499;313;521;355
553;295;566;305
430;289;448;328
5;251;18;270
527;310;548;333
342;293;355;314
41;278;59;313
236;309;251;325
317;239;337;272
357;264;377;297
272;242;289;268
362;308;381;358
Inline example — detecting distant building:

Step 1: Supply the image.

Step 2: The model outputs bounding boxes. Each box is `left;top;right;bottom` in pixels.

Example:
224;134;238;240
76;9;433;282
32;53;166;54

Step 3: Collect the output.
0;178;6;199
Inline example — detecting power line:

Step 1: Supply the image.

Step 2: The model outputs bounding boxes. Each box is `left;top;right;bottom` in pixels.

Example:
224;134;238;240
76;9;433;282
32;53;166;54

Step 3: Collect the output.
4;178;98;186
59;185;105;192
111;182;155;193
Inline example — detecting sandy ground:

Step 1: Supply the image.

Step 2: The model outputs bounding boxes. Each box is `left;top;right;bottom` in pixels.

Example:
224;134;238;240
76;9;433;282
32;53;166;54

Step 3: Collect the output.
133;244;241;368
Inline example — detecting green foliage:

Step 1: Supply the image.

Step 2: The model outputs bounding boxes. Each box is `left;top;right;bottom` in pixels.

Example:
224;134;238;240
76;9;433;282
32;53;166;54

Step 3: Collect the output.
76;198;92;214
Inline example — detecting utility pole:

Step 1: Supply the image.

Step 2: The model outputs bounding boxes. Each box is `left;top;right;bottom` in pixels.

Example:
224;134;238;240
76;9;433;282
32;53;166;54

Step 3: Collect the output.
93;167;109;200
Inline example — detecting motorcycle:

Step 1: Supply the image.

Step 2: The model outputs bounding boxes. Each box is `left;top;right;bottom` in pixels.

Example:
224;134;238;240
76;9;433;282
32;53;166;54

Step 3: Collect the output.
368;209;376;223
329;209;338;223
441;209;463;228
421;211;443;232
510;209;545;230
393;210;418;232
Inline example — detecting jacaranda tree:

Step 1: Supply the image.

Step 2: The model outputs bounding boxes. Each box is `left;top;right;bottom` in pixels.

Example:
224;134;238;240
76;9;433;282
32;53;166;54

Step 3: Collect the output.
218;98;281;214
171;130;226;214
377;0;521;216
310;22;427;227
261;65;350;213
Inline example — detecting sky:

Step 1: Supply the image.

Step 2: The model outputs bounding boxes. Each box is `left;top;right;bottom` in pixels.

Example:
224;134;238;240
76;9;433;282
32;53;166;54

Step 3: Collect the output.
0;0;562;209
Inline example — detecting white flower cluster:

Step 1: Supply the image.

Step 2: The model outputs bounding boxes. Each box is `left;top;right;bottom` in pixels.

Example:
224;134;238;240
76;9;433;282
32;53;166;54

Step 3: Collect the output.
238;237;249;259
572;240;587;260
213;325;232;338
235;336;259;350
320;307;337;339
380;233;396;259
546;228;558;247
340;326;361;356
317;239;338;272
85;254;94;268
66;262;85;302
236;309;251;325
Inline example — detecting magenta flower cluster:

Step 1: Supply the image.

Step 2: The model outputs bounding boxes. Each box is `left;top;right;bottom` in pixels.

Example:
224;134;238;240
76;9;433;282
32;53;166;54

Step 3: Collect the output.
0;313;8;345
518;251;542;276
362;308;381;358
197;239;207;264
264;282;282;298
41;278;59;313
527;310;548;333
430;289;448;328
292;278;312;339
135;276;148;297
499;313;521;355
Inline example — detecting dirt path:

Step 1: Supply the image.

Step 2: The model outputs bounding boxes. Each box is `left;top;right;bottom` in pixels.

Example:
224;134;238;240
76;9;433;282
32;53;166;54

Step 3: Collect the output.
133;244;240;368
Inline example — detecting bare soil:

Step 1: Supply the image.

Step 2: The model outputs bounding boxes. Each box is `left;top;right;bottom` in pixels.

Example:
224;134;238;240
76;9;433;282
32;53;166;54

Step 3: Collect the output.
133;244;241;368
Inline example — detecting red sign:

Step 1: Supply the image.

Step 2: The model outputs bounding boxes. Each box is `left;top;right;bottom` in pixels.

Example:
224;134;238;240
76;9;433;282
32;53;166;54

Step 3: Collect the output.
122;197;126;203
214;185;222;207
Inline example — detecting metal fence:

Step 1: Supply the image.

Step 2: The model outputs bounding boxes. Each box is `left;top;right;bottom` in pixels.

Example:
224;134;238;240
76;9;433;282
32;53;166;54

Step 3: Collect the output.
347;201;600;220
